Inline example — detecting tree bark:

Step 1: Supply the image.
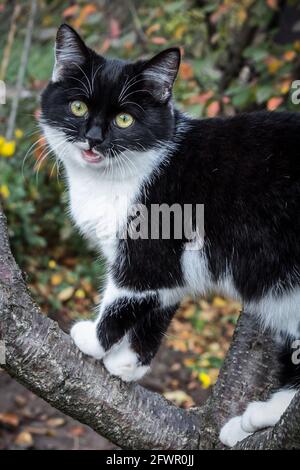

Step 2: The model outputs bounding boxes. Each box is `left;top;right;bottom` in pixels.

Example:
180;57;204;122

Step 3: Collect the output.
0;203;299;450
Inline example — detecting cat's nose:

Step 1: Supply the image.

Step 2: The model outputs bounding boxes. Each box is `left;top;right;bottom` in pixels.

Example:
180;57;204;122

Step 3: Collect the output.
86;126;104;147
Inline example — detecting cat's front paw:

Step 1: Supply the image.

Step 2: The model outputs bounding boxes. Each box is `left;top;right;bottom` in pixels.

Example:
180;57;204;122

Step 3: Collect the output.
103;338;150;382
219;416;252;447
70;320;105;359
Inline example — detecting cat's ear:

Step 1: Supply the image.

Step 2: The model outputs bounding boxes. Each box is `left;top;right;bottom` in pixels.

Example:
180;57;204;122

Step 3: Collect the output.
52;24;89;82
142;48;181;103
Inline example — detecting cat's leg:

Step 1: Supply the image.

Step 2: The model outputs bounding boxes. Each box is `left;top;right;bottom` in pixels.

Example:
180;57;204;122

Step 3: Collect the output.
71;277;180;380
103;305;176;381
220;339;299;447
69;278;135;360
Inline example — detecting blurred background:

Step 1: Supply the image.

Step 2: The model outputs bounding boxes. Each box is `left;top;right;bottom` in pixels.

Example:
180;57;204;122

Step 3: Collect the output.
0;0;300;450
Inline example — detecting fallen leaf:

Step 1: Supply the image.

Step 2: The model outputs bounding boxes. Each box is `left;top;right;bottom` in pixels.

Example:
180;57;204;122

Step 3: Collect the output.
14;431;33;448
51;274;63;286
164;390;194;407
47;417;65;428
58;286;74;302
0;412;19;428
69;425;86;437
14;395;27;408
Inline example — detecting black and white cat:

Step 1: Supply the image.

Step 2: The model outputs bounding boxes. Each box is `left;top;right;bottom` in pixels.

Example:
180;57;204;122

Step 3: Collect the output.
41;24;300;447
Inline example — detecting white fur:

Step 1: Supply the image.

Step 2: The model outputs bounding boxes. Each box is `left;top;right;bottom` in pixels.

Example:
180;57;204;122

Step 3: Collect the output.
219;417;252;448
220;389;296;447
103;336;150;382
246;288;300;338
70;320;105;359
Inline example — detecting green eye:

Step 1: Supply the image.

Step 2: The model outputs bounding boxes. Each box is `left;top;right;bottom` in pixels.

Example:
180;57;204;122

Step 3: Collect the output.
70;100;88;117
115;113;134;128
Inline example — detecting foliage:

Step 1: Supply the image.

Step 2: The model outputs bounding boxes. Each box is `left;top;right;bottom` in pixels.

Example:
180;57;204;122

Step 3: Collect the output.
0;0;300;392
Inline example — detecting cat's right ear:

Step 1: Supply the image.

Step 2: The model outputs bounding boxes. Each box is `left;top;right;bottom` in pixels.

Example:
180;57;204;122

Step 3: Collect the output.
52;24;88;82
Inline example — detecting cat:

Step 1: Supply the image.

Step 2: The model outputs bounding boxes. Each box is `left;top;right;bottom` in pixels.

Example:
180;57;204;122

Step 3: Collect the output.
40;24;300;447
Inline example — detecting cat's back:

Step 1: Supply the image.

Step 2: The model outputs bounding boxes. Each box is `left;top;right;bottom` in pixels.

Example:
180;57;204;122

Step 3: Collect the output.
191;111;300;170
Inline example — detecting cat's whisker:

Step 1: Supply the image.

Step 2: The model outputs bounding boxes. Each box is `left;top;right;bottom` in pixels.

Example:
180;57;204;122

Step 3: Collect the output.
121;88;155;103
120;100;146;114
118;72;151;102
22;136;48;179
67;86;90;99
68;75;90;97
119;75;157;103
91;63;104;92
72;63;93;96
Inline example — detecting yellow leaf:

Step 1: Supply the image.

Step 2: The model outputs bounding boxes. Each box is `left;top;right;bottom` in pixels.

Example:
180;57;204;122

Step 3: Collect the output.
1;140;15;157
294;41;300;53
75;288;86;299
51;274;63;286
15;128;23;139
174;24;187;40
48;260;57;269
279;79;292;95
0;185;10;199
212;296;227;308
199;372;211;389
267;58;283;75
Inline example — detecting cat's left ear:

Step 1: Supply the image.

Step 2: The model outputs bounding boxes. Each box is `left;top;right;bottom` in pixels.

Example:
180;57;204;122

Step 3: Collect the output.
142;48;181;103
52;24;89;82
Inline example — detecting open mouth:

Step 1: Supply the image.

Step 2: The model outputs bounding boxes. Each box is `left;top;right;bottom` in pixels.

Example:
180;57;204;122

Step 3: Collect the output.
82;149;105;164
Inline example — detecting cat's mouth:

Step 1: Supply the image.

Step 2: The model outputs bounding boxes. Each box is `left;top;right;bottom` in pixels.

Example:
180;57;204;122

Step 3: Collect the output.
82;149;105;164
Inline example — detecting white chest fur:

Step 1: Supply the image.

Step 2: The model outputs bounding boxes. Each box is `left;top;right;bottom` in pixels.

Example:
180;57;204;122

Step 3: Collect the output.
62;147;168;262
65;165;141;260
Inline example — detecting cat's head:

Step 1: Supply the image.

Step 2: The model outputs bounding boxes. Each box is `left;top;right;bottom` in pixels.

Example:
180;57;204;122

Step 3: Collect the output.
40;24;180;172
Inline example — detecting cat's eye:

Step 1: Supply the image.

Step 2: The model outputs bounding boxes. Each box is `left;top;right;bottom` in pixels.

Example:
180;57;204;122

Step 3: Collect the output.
70;100;88;117
115;113;134;129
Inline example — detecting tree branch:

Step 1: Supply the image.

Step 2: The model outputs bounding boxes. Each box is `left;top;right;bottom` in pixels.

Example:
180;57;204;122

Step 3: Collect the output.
0;201;300;449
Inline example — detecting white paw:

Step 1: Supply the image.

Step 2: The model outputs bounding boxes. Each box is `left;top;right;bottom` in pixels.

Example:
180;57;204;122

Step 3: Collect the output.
70;320;105;359
241;389;296;432
220;389;297;447
219;416;252;447
103;337;150;382
241;401;270;432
